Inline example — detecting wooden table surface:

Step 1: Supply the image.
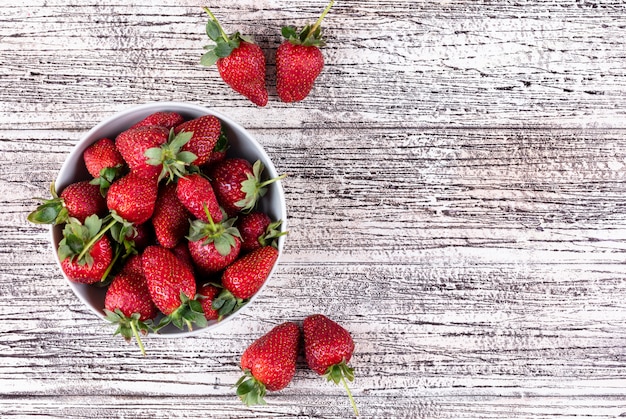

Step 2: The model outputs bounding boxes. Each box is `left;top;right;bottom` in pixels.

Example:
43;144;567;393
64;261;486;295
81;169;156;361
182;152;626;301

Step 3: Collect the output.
2;1;626;418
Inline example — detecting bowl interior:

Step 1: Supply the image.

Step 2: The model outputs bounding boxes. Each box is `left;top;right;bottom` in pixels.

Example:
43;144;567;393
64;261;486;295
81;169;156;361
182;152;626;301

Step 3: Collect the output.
52;102;286;336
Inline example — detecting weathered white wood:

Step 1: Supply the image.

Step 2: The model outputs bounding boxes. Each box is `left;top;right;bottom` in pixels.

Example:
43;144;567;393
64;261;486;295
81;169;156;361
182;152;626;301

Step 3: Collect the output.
2;0;626;418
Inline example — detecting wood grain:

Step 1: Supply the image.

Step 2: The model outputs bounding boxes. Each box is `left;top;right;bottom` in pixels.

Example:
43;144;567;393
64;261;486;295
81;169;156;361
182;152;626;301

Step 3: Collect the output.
2;1;626;418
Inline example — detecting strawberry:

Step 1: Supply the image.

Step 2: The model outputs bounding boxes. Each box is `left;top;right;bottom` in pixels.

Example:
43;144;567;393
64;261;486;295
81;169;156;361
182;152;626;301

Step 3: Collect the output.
144;129;197;183
129;222;153;251
303;314;358;416
276;0;334;102
213;245;278;317
104;270;157;355
201;8;268;107
203;128;229;167
83;138;125;192
197;284;220;321
27;181;107;225
209;159;286;216
142;245;206;331
57;215;113;284
236;322;300;406
131;111;185;130
106;172;158;225
187;211;241;275
152;183;190;248
115;125;169;180
171;241;195;272
176;173;223;223
174;115;222;166
120;253;144;277
237;212;286;252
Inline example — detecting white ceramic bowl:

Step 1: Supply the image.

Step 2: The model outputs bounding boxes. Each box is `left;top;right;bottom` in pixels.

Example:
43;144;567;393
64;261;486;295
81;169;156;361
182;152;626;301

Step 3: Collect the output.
52;102;287;336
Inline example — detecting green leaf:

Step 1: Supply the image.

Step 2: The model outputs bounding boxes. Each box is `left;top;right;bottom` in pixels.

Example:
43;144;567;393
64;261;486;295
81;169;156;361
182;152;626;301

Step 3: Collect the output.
201;50;219;67
177;151;198;164
281;26;298;39
214;39;233;58
206;20;221;41
170;131;193;151
144;147;164;165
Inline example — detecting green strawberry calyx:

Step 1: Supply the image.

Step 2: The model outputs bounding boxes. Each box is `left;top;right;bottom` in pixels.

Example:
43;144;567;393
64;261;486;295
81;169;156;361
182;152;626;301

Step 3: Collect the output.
90;165;124;196
27;183;69;225
324;359;359;416
153;292;208;333
201;7;254;67
237;160;287;213
211;288;246;319
145;129;198;183
235;369;268;406
281;0;334;47
187;207;241;257
258;219;288;248
104;308;152;356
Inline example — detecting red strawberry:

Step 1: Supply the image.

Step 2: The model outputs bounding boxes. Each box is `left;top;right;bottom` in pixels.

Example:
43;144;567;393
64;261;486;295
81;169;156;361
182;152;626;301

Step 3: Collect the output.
174;115;221;166
107;172;158;225
116;125;169;180
57;215;113;284
120;253;144;277
142;245;206;331
176;173;223;223
128;222;153;251
152;183;190;248
213;246;278;317
203;129;229;167
236;322;300;406
201;8;268;107
197;284;220;321
276;0;334;102
187;213;241;275
209;159;285;216
104;270;157;355
131;111;185;130
83;137;125;179
171;241;195;272
303;314;358;416
237;212;286;252
27;181;107;225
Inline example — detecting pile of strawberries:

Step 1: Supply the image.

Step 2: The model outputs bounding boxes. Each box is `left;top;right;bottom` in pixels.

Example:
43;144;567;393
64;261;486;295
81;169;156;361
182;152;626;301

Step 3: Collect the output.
28;110;286;353
201;1;335;106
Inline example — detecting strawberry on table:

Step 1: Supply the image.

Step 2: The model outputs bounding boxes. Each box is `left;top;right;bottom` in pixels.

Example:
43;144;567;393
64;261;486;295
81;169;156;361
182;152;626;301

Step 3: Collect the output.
131;111;185;130
209;158;286;216
187;210;241;275
213;245;278;317
201;8;268;107
236;322;300;406
28;181;107;225
142;245;206;331
106;172;158;225
57;215;113;284
104;270;157;355
176;173;223;223
115;125;169;180
276;0;334;102
303;314;359;416
173;115;222;166
152;183;190;248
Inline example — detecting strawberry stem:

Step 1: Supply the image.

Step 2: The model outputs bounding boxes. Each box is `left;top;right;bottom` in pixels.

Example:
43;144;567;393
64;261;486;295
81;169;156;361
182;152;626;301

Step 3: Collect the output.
258;173;287;189
308;0;335;37
341;375;359;416
129;320;146;356
203;7;230;42
76;217;117;262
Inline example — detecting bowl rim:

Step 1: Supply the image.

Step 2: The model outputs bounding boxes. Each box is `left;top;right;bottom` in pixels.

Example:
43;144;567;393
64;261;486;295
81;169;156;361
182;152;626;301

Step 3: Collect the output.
50;101;287;337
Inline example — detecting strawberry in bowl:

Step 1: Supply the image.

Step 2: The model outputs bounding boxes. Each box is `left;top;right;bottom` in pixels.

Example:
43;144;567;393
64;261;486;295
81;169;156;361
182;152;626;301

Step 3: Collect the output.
28;102;287;350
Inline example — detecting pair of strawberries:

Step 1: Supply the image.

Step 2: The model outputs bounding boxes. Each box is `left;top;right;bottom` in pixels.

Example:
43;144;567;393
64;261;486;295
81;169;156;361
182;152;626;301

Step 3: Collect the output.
201;1;335;106
238;314;359;416
28;111;286;353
